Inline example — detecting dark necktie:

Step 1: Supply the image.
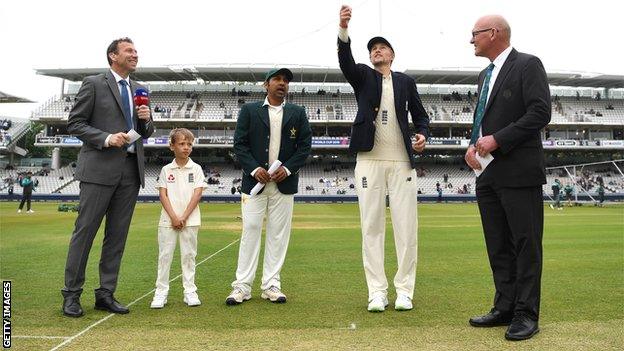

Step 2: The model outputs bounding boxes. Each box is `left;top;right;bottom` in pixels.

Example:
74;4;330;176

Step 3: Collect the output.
119;80;134;130
470;63;495;145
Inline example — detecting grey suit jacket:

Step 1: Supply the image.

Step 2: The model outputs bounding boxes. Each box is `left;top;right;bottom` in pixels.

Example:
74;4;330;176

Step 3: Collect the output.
67;70;154;187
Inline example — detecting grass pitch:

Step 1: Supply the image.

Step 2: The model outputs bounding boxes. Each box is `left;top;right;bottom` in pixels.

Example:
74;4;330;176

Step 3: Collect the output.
0;202;622;350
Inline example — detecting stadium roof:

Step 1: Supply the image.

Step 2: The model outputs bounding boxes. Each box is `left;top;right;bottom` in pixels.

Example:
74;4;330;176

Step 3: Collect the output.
0;91;34;103
36;65;624;88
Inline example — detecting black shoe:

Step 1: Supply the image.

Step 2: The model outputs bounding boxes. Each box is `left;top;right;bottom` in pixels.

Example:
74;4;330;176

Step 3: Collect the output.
94;295;129;314
469;308;513;327
505;312;539;341
62;296;84;318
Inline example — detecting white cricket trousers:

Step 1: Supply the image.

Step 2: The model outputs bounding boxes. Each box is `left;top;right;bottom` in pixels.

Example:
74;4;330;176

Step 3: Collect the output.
354;159;419;300
232;182;294;294
154;226;199;296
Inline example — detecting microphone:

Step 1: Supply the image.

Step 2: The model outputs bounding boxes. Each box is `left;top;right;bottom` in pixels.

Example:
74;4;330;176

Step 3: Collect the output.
133;88;150;106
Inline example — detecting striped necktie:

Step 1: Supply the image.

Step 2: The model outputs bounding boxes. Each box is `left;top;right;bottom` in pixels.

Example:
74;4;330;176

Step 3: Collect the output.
470;63;495;145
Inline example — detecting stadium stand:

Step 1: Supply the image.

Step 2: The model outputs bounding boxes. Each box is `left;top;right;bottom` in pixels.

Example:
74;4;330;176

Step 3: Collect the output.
0;117;31;150
32;91;624;126
10;161;616;198
2;66;621;201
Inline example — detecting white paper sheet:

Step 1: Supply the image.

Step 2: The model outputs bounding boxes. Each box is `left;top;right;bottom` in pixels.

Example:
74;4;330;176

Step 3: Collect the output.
126;129;142;144
473;153;494;177
250;160;282;196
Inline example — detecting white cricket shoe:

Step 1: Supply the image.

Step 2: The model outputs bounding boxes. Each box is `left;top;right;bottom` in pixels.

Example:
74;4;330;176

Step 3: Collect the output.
183;292;201;307
261;286;287;303
225;287;251;305
27;209;35;213
395;294;413;311
367;295;388;312
150;294;167;309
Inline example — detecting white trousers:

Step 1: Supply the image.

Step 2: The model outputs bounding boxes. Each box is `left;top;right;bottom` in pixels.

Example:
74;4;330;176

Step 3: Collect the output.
154;226;198;296
354;160;419;300
232;182;294;294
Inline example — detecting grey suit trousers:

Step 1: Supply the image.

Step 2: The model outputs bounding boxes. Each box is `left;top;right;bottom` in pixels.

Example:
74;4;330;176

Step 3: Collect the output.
63;155;140;297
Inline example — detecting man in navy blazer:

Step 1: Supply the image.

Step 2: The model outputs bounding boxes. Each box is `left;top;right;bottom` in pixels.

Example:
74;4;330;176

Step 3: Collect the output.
465;15;551;341
337;5;429;313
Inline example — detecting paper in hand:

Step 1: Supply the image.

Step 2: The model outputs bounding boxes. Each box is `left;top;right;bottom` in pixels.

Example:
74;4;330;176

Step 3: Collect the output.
250;160;282;196
126;129;142;144
473;153;494;177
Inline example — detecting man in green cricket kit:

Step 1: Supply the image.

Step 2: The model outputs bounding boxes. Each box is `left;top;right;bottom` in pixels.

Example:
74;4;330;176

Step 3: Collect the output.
226;68;312;305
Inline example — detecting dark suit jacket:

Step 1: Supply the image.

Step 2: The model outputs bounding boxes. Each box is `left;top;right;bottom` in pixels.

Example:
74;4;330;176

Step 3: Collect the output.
337;38;430;169
476;48;551;187
233;101;312;195
68;70;154;187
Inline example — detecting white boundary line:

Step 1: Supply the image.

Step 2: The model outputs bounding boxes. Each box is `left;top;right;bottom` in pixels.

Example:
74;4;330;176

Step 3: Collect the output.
49;239;239;351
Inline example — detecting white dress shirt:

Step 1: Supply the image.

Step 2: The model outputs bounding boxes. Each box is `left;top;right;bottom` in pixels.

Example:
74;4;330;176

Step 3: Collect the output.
250;97;291;177
479;46;513;139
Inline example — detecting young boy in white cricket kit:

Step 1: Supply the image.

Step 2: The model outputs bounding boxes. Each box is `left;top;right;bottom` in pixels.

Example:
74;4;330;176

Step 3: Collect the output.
150;128;207;308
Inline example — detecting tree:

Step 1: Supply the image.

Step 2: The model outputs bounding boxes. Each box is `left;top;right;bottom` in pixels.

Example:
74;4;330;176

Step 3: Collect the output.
19;122;48;158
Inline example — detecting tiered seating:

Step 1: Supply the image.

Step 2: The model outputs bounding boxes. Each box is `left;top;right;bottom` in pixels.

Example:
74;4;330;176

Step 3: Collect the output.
0;167;42;194
0;118;32;148
31;96;72;120
553;97;624;124
298;163;356;196
1;165;77;194
7;161;622;196
31;91;624;127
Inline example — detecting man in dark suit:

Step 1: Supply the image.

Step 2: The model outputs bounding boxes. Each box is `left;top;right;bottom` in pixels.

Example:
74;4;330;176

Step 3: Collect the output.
61;37;154;317
337;6;429;313
464;15;551;340
225;68;311;305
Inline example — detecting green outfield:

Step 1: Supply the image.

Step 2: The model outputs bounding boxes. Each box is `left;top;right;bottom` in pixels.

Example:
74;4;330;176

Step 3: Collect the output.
0;202;622;350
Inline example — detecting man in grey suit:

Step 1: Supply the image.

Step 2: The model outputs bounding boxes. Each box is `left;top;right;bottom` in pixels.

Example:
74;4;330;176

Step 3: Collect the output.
61;37;154;317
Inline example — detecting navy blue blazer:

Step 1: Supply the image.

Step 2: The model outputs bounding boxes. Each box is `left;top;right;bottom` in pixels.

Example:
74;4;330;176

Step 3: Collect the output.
338;37;430;169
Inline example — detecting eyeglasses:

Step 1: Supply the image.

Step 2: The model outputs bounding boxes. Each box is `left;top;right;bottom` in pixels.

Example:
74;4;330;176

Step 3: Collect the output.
471;28;498;38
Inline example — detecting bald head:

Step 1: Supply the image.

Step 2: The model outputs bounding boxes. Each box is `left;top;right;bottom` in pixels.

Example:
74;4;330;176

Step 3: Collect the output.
471;15;512;60
477;15;511;43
